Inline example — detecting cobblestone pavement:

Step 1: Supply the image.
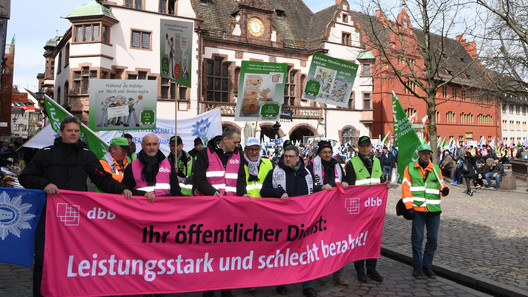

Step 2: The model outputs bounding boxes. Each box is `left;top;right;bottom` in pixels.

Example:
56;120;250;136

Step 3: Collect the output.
1;256;490;297
383;181;528;293
2;180;526;297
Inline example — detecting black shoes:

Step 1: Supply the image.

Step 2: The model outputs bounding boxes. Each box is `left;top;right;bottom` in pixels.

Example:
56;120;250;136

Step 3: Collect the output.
412;269;424;279
302;288;317;297
203;290;233;297
422;267;436;278
367;270;384;282
357;271;367;283
276;285;287;295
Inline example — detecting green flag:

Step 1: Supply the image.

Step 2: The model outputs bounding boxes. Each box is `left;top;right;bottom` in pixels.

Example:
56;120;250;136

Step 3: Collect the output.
45;96;109;159
392;91;421;183
381;131;390;144
440;137;446;148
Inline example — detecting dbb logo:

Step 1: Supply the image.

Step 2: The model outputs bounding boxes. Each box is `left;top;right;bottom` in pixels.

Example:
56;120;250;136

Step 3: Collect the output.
87;208;116;220
364;197;382;207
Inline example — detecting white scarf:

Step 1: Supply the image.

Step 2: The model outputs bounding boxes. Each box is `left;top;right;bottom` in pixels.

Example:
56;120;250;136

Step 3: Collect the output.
244;153;260;177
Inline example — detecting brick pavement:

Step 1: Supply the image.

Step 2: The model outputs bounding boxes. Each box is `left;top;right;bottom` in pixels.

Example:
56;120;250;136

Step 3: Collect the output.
2;180;526;296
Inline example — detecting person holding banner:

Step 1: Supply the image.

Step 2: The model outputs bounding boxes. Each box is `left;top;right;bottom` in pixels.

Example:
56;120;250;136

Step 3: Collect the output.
192;126;248;198
306;140;349;193
122;133;181;202
99;137;130;183
401;144;449;279
193;126;247;297
306;140;349;286
260;145;316;297
341;136;385;284
18;116;133;297
243;137;273;198
167;136;193;196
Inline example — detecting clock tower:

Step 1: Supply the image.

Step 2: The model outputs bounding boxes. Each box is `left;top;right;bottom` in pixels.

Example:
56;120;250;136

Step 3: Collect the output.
238;0;274;43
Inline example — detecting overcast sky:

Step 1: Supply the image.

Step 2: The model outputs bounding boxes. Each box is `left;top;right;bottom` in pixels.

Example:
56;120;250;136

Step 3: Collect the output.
5;0;339;92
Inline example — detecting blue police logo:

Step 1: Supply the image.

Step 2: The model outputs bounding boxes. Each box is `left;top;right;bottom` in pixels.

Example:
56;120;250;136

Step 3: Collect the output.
192;118;211;140
0;192;35;240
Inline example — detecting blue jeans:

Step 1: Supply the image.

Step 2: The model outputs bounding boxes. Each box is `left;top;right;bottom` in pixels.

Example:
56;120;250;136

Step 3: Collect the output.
411;212;440;271
302;280;313;289
382;166;392;183
485;172;501;189
354;259;378;273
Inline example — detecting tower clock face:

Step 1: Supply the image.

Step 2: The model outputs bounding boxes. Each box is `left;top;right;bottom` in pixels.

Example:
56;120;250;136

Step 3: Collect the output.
248;17;264;37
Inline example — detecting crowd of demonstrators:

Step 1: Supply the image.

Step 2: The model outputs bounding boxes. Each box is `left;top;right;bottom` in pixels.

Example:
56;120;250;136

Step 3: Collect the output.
30;116;528;296
439;141;528;192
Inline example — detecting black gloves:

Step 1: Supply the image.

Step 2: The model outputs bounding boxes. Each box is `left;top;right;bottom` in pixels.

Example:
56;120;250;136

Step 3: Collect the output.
441;187;449;196
403;208;415;220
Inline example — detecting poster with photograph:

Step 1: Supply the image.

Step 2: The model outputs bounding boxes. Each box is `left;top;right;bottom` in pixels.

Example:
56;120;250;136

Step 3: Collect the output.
89;79;157;131
302;53;358;108
235;61;288;121
160;19;193;88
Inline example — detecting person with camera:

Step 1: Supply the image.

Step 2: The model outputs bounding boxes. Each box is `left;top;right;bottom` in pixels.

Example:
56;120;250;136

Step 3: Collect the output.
401;144;449;279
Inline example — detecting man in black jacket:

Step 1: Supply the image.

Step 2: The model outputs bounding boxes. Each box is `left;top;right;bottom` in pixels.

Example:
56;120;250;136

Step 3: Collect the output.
379;146;396;182
261;145;316;297
19;116;132;297
192;126;247;197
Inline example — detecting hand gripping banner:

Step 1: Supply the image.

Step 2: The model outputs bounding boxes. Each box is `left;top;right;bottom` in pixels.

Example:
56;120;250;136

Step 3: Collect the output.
42;185;387;296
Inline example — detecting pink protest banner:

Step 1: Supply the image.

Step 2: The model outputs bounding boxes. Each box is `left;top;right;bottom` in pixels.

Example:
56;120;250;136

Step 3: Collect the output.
42;184;387;297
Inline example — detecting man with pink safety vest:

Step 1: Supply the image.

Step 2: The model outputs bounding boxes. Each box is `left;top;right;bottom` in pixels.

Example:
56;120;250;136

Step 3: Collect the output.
192;126;248;198
192;126;248;297
122;133;181;202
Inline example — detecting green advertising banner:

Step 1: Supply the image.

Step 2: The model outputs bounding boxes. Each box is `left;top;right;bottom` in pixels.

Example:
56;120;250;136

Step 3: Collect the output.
160;19;193;88
392;91;422;183
235;61;288;121
45;96;108;160
88;79;158;131
302;52;358;108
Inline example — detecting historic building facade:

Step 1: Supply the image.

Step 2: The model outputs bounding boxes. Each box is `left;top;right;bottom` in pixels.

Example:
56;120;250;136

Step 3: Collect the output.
350;6;501;144
38;0;503;146
38;0;375;145
501;100;528;145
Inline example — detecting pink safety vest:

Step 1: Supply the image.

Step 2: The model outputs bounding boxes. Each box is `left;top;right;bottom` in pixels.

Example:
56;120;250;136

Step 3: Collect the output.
200;148;241;196
131;158;172;196
311;156;342;186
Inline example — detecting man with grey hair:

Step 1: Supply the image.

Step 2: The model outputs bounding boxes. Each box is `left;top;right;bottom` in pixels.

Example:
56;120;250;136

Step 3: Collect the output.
192;126;248;197
19;115;132;297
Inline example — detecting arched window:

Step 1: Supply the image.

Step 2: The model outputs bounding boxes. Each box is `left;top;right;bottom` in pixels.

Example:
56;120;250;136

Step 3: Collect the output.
341;127;359;146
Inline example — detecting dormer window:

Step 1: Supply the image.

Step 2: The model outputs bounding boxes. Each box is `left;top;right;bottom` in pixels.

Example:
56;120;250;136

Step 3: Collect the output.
276;9;286;18
74;23;109;43
342;14;348;23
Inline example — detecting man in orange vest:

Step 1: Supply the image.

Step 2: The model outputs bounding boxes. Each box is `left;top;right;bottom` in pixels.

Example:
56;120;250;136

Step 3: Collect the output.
100;137;130;182
402;144;449;279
